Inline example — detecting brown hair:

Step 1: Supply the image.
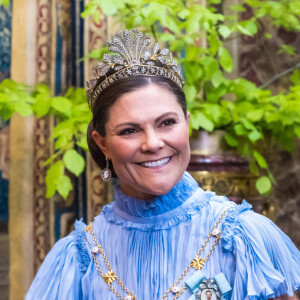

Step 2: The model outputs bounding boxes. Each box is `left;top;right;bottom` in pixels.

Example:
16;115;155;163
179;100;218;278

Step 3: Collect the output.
87;75;187;177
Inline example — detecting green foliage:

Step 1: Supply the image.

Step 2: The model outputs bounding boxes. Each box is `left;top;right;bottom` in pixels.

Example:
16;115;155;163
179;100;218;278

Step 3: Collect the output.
0;80;92;199
79;0;300;196
1;0;300;199
0;0;9;6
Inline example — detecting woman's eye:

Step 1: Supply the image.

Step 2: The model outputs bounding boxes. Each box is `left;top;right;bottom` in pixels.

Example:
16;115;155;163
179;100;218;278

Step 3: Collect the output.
118;128;138;136
161;119;176;127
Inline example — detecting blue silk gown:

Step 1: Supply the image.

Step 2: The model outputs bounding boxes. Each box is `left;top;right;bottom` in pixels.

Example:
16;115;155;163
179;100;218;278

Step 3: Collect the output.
26;172;300;300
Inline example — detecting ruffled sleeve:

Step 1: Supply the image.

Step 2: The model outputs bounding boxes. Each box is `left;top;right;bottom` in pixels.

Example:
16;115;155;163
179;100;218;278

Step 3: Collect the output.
223;201;300;299
25;219;90;300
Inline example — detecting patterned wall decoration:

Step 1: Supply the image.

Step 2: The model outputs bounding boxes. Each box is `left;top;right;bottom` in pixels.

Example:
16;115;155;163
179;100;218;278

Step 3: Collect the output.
84;9;112;222
33;0;53;272
0;3;11;81
0;3;11;227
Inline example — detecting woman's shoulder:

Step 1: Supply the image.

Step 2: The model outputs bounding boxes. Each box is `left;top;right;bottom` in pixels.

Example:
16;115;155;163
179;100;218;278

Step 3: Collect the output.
25;219;91;299
207;195;300;299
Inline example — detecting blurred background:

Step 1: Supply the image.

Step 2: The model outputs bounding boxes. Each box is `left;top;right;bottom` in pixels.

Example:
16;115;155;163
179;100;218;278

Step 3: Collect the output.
0;0;300;299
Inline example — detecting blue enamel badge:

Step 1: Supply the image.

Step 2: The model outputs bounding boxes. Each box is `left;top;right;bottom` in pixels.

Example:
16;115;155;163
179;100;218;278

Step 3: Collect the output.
185;271;231;300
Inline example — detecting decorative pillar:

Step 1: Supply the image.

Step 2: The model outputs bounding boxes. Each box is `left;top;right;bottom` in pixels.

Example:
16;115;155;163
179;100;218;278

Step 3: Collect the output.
9;0;38;298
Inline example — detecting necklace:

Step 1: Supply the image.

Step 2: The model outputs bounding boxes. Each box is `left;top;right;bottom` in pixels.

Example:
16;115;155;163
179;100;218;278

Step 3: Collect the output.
85;203;232;300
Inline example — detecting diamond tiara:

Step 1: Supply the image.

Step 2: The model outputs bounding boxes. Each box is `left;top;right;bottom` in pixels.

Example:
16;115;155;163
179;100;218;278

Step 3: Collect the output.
86;28;185;110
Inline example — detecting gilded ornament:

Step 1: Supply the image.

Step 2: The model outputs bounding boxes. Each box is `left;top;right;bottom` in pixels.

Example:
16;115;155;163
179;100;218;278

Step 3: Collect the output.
191;256;206;270
103;270;117;285
85;223;92;232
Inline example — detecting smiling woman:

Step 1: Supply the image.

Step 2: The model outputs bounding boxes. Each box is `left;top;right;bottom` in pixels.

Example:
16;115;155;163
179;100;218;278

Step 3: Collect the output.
92;84;190;199
25;29;300;300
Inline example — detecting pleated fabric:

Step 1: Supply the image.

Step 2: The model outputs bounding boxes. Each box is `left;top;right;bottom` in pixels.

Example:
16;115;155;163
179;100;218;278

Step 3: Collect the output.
26;172;300;300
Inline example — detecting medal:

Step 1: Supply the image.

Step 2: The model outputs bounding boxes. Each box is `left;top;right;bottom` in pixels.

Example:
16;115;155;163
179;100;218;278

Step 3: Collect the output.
185;271;231;300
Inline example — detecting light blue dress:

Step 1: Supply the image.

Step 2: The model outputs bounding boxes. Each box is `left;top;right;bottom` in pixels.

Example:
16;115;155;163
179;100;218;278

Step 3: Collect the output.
26;172;300;300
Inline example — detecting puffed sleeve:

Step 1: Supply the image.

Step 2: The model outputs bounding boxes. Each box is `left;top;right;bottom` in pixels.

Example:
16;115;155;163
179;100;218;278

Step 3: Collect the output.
222;200;300;300
25;220;90;300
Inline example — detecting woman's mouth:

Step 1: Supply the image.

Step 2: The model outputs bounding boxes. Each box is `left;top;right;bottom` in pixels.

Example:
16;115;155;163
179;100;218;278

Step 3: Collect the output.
138;157;171;168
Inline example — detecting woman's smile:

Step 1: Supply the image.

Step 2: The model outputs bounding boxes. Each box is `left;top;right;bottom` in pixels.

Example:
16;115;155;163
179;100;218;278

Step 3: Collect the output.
137;156;171;168
92;84;191;199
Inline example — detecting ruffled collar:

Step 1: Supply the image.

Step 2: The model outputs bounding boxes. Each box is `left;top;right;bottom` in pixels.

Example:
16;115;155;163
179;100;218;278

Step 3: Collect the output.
101;172;210;231
114;172;199;217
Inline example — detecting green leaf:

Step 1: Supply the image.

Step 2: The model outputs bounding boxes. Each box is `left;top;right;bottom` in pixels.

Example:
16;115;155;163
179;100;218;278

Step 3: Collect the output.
218;47;233;73
201;56;219;80
53;120;74;138
186;11;201;34
234;124;247;136
278;44;296;56
294;125;300;138
230;4;245;12
225;132;238;147
244;20;258;36
160;33;176;42
178;8;190;19
33;95;51;117
63;149;85;176
100;0;118;16
81;3;98;18
57;175;73;199
218;25;231;39
197;112;214;131
14;102;33;116
51;97;72;113
265;33;272;39
256;176;272;195
164;16;180;34
290;69;300;86
184;85;197;102
76;137;89;152
0;0;9;6
55;135;72;150
211;70;224;88
249;130;262;142
246;110;264;122
236;24;255;36
253;150;268;169
45;161;64;198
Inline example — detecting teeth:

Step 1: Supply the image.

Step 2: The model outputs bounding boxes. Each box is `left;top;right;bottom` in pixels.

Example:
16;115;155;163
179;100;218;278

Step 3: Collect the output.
140;157;170;168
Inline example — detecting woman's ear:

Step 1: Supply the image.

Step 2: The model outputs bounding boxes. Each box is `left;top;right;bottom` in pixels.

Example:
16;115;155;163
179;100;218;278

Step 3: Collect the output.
92;130;110;158
186;112;190;123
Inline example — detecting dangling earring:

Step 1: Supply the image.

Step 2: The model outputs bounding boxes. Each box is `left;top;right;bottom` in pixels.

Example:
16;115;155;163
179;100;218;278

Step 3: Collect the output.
102;158;112;182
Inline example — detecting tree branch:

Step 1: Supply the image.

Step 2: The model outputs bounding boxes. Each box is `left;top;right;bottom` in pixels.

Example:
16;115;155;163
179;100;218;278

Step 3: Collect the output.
259;62;300;89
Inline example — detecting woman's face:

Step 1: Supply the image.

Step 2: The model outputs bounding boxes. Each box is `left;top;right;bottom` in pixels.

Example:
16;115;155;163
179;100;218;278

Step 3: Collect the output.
92;84;190;199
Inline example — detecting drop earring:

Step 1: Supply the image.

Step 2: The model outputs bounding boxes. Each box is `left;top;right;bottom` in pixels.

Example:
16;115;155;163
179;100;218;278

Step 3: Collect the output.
102;158;112;182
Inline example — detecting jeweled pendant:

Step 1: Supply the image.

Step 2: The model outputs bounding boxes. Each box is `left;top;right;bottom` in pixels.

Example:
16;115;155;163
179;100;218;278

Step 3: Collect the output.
102;167;112;182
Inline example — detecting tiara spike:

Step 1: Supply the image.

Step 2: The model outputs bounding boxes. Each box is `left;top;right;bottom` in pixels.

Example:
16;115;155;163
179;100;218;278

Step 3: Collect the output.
133;28;143;62
86;29;185;111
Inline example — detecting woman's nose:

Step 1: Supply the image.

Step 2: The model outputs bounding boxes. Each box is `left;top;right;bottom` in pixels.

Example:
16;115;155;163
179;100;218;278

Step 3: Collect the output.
141;130;164;153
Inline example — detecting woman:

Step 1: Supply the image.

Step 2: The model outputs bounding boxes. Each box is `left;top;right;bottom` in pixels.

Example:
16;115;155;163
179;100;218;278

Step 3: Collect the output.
26;29;299;300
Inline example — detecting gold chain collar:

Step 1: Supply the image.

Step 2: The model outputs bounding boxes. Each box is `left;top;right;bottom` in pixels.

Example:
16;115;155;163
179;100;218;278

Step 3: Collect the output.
85;203;232;300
